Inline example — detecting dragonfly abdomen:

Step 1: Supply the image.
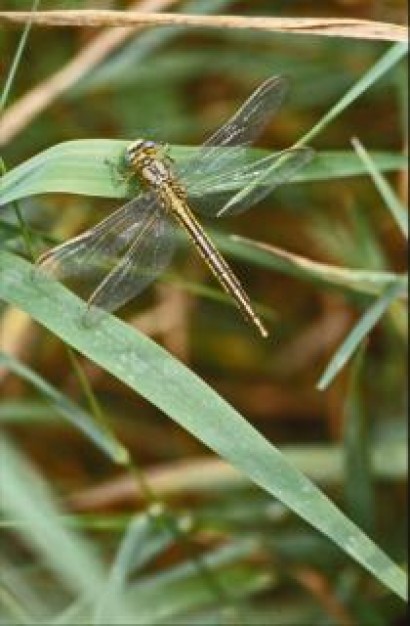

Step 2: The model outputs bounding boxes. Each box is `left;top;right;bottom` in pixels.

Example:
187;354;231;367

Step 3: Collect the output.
163;187;268;338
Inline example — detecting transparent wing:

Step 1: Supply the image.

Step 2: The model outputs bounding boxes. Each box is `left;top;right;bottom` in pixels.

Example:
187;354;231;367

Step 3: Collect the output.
37;192;159;286
218;147;314;217
37;192;176;319
203;75;289;148
85;206;176;321
187;147;314;218
177;75;290;183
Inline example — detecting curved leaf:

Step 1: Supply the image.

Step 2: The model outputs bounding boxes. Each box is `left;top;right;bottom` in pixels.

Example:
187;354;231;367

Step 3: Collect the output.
1;139;407;206
0;250;406;601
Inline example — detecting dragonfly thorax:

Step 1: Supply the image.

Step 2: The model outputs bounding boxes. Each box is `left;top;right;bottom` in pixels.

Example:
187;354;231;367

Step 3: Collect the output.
125;139;158;166
125;139;183;195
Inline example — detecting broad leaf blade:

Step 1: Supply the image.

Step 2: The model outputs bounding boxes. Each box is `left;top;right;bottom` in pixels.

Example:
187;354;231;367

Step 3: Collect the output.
0;250;406;601
1;139;407;206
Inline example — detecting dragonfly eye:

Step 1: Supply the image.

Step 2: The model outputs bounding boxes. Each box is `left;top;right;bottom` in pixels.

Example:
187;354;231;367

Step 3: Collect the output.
126;139;145;163
144;140;156;149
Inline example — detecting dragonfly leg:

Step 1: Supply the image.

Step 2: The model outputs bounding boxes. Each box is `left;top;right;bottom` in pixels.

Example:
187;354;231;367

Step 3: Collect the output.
30;254;54;287
157;142;175;166
104;156;135;191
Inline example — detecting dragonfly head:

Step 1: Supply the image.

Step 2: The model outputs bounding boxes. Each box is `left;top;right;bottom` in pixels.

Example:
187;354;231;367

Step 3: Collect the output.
125;139;157;166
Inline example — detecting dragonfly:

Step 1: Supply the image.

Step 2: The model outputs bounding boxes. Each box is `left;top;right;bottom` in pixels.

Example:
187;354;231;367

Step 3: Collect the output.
38;75;313;338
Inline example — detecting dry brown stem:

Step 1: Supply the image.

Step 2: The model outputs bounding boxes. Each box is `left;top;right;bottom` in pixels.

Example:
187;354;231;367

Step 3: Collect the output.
0;0;178;146
67;457;243;510
1;8;406;145
294;567;355;626
1;10;407;42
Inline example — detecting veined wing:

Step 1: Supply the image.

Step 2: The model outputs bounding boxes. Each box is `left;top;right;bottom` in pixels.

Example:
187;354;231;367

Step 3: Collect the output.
186;147;314;218
177;75;290;182
203;75;289;149
37;192;176;319
85;206;176;322
38;193;159;283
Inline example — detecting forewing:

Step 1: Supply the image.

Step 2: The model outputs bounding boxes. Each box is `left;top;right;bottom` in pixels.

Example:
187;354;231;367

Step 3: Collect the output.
85;207;176;322
37;192;158;296
218;147;314;217
203;75;289;148
178;75;289;183
187;147;314;218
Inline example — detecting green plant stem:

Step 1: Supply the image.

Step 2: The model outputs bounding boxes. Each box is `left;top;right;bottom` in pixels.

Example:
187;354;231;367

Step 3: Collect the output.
351;136;408;238
0;158;36;262
0;0;41;111
297;42;408;147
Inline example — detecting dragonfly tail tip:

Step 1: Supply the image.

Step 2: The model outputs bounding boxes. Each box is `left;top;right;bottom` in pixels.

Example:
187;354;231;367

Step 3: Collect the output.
256;319;269;339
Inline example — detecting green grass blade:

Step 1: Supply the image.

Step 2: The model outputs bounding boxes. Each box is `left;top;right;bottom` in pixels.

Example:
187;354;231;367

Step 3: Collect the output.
0;436;107;598
0;399;57;422
223;234;404;298
299;42;408;146
0;436;138;623
0;0;41;110
93;512;175;624
235;43;408;214
0;219;24;244
1;556;47;624
0;220;53;247
343;346;375;535
1;140;407;206
0;351;128;465
317;279;407;391
0;250;407;601
132;565;268;625
128;539;265;624
351;137;408;238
